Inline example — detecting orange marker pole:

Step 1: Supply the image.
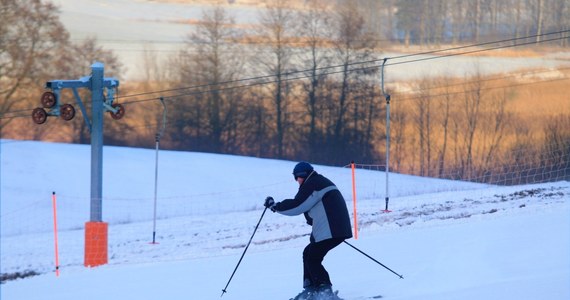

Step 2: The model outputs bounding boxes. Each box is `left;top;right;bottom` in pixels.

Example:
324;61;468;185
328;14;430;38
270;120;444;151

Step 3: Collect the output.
52;192;60;276
351;162;358;239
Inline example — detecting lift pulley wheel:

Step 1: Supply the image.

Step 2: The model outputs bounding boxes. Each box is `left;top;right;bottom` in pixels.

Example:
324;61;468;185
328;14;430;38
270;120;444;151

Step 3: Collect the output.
41;91;57;108
60;104;76;121
109;103;125;120
32;107;48;124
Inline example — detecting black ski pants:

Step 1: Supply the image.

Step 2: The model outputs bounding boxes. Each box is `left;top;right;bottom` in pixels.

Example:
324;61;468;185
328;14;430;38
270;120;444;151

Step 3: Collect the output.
302;237;344;288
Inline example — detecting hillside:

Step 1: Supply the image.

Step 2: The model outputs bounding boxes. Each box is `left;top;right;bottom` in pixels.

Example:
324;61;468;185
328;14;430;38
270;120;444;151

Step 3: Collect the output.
1;140;569;299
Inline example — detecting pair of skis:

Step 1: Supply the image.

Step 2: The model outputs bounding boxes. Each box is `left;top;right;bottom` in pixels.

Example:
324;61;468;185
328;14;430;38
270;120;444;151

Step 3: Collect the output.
323;292;384;300
293;293;383;300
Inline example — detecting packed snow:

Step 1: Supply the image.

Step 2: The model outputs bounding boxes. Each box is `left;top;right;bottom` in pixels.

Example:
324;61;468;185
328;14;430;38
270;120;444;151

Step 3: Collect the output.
1;140;569;300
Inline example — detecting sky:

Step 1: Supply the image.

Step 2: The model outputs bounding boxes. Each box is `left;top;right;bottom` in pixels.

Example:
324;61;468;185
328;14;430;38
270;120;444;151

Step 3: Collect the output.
1;140;569;300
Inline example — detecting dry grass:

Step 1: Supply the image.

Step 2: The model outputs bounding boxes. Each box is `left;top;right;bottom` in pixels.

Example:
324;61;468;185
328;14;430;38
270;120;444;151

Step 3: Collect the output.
386;68;569;176
506;69;570;127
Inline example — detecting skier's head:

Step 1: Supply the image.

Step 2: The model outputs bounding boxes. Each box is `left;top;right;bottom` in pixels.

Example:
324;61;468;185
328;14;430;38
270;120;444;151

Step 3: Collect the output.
293;161;314;180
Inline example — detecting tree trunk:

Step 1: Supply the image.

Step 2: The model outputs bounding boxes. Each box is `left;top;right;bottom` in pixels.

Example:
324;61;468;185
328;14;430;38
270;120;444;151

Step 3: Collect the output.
535;0;544;43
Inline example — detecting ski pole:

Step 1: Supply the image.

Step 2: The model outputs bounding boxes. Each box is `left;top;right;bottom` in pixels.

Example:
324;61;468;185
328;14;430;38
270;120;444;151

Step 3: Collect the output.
221;207;268;297
343;241;404;279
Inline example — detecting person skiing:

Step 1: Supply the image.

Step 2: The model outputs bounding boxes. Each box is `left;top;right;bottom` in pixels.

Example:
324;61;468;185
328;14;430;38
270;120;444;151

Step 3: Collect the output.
264;161;353;300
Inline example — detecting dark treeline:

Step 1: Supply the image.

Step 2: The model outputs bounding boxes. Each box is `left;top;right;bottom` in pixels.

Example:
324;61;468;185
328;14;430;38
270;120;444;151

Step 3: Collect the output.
363;0;570;47
148;0;384;165
1;0;569;183
153;0;569;169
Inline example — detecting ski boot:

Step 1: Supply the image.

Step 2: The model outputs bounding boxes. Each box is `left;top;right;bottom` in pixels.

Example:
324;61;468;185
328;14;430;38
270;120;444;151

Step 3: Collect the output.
311;284;343;300
289;286;316;300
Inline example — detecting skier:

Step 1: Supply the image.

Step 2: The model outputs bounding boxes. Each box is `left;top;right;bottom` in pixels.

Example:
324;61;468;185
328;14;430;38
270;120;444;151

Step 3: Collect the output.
264;161;352;300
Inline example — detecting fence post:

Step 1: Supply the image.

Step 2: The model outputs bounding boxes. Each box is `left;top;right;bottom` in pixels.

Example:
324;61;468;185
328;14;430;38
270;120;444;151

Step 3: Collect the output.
351;161;358;239
52;192;60;276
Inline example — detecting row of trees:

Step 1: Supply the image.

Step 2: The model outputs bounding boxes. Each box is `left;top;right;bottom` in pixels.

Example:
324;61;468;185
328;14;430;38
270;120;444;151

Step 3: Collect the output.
147;0;382;164
138;0;569;181
356;0;570;46
2;0;568;183
0;0;123;139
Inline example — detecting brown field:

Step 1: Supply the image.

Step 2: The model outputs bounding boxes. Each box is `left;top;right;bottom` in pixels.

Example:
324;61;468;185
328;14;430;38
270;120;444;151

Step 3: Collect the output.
384;65;569;178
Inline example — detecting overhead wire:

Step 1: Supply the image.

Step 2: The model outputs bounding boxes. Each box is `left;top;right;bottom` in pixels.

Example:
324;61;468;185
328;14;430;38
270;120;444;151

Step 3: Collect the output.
385;29;570;62
1;30;569;121
6;64;564;121
114;29;570;102
386;36;570;67
273;76;570;117
115;34;570;107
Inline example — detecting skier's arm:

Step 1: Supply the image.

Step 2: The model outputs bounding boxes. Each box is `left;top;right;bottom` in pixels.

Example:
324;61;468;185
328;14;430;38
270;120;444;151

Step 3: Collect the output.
275;185;337;216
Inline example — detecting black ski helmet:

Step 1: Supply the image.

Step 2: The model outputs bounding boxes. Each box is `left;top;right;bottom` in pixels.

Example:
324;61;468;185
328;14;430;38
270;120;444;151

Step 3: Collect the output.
293;161;314;179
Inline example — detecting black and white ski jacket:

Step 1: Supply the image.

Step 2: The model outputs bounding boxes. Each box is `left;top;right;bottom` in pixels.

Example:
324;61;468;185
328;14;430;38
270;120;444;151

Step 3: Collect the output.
273;171;353;243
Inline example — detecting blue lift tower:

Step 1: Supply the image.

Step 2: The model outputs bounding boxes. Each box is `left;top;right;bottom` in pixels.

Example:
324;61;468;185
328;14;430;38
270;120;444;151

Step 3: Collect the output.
32;62;124;267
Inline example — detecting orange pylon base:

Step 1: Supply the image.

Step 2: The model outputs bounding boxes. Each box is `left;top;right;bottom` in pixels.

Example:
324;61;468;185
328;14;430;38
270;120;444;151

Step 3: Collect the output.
84;222;108;267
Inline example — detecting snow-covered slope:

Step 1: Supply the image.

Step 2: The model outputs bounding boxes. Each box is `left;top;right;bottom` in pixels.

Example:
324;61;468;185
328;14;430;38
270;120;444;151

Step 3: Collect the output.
1;140;569;299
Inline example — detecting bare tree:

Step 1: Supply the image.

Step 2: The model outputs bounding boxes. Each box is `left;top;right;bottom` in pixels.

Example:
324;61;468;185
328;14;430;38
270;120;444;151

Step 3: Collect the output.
558;0;570;46
168;43;206;150
357;0;384;38
129;44;175;147
480;89;511;176
437;78;453;178
0;0;70;132
413;78;434;176
391;104;407;172
330;0;377;156
395;0;420;46
461;72;484;179
256;0;295;158
513;0;525;43
173;5;244;153
140;43;171;84
541;0;570;46
295;0;332;160
448;0;467;44
384;0;396;41
0;0;126;145
238;86;271;157
543;114;570;178
468;0;482;42
62;37;124;144
425;0;447;46
532;0;545;43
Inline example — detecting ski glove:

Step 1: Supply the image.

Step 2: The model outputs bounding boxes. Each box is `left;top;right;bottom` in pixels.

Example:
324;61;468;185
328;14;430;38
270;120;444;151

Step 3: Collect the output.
264;196;276;212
